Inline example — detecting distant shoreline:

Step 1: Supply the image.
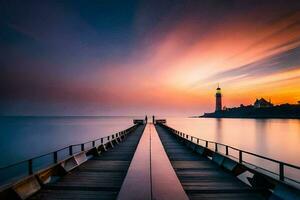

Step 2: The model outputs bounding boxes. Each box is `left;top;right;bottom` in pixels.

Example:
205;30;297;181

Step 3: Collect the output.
196;116;300;119
198;104;300;119
0;115;142;118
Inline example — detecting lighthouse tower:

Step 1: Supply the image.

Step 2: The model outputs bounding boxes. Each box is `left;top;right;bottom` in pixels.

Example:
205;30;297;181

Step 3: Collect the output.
215;84;222;112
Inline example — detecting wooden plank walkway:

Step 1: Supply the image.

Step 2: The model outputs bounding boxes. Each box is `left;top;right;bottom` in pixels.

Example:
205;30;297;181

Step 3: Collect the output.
155;125;265;200
117;123;151;199
29;125;145;200
117;124;188;200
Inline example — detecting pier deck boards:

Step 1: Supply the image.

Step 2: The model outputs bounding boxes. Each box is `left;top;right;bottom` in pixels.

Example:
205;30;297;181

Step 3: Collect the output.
29;125;145;200
117;124;188;200
155;125;264;200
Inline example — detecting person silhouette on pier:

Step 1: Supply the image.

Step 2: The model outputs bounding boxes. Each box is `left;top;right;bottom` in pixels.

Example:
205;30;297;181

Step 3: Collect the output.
145;115;148;124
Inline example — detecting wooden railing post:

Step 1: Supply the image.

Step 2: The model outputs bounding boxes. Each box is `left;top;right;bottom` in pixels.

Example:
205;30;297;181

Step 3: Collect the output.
205;141;208;148
28;159;33;175
279;163;284;181
81;144;84;151
225;146;229;155
239;151;242;163
215;143;218;152
92;141;95;147
101;138;103;144
197;139;199;144
53;151;58;163
69;145;73;156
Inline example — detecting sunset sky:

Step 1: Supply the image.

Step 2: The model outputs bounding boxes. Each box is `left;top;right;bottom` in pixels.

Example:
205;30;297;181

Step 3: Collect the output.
1;0;300;116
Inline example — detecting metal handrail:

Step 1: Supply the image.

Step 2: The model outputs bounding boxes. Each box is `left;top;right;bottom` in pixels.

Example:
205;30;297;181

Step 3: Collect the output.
160;124;300;183
0;125;136;173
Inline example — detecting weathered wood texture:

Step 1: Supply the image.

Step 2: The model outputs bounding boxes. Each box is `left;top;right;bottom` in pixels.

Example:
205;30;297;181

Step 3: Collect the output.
29;125;145;200
155;125;264;200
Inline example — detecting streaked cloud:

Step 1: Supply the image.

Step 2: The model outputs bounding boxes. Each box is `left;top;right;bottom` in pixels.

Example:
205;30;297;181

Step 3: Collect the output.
1;0;300;115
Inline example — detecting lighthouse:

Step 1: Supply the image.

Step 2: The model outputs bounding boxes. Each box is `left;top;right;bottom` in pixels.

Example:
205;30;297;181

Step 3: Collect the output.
215;84;222;112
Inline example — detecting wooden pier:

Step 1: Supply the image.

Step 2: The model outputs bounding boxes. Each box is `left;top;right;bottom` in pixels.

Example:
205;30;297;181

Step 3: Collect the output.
29;125;145;200
155;125;264;199
1;120;300;200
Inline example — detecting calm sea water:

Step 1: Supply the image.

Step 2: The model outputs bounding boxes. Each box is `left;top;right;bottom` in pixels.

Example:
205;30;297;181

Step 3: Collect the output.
166;117;300;182
0;116;136;167
1;116;299;183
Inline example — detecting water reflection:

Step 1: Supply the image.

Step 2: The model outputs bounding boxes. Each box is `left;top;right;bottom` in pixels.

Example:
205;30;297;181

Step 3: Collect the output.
215;118;223;142
166;117;300;166
0;116;136;166
167;117;300;181
254;120;268;157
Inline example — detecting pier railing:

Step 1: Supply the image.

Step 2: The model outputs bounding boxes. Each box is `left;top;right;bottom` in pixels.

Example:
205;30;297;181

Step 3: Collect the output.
159;123;300;188
0;124;138;187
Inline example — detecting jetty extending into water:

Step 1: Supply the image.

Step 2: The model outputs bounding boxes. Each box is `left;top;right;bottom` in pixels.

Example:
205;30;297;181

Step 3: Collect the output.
0;120;300;200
